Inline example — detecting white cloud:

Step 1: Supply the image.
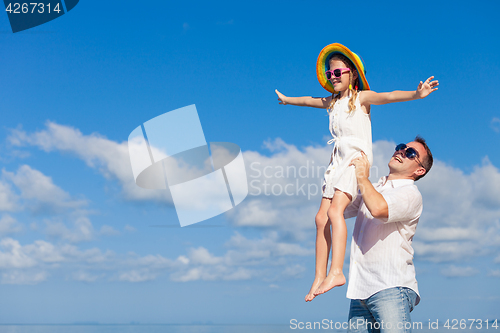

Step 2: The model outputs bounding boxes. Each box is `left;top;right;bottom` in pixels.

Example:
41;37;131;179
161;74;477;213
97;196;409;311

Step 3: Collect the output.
233;138;500;268
73;247;114;264
166;232;313;282
228;199;280;227
124;253;176;270
0;164;102;250
0;238;38;268
417;227;482;241
226;139;391;237
2;165;86;214
24;240;66;263
0;215;23;235
491;117;500;133
9;123;500;273
225;268;252;281
44;217;95;243
282;264;306;278
117;232;314;283
225;232;313;259
0;228;312;285
0;237;114;284
414;158;500;264
170;265;252;282
188;247;223;265
0;181;19;212
171;268;204;282
71;271;103;283
413;241;485;263
0;237;112;267
1;270;48;285
0;162;118;247
440;265;479;277
124;225;136;232
8;122;171;203
487;270;500;278
117;270;157;282
99;225;120;236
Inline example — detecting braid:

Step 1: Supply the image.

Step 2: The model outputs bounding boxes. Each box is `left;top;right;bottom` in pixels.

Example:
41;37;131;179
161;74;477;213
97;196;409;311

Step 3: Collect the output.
328;91;341;112
347;72;360;113
329;54;360;114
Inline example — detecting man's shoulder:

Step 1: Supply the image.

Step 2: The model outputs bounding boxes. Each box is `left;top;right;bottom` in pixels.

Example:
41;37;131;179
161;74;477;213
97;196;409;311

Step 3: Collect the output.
393;181;422;196
381;179;423;204
382;180;423;223
401;184;423;202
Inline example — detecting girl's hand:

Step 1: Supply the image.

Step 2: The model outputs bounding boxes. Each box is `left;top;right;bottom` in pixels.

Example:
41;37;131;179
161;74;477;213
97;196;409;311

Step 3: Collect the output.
275;89;288;105
416;76;439;99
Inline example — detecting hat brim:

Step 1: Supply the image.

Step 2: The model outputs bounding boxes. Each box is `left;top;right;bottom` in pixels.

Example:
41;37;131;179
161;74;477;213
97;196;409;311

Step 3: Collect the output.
316;43;370;94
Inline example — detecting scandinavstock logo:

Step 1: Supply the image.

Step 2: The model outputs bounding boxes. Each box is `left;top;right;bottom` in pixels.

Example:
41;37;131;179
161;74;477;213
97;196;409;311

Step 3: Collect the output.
3;0;79;33
128;105;249;227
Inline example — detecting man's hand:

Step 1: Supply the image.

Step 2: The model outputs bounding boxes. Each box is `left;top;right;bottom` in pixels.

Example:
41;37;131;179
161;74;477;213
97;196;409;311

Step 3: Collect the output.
350;151;370;181
416;76;439;99
350;151;389;219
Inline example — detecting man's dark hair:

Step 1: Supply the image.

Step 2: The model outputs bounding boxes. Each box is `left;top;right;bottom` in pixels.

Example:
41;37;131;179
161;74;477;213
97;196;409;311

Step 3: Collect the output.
414;135;433;181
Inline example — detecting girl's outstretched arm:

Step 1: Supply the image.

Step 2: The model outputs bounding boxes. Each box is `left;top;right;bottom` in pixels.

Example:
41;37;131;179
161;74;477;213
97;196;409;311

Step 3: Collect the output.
359;76;439;106
275;89;332;109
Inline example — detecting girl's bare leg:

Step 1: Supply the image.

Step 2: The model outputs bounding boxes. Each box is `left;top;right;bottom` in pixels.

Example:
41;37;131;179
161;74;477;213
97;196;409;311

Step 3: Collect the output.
314;190;351;296
305;197;332;302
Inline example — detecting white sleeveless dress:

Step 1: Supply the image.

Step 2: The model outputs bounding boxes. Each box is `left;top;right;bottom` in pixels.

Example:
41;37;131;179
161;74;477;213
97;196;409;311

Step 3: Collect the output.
322;94;373;201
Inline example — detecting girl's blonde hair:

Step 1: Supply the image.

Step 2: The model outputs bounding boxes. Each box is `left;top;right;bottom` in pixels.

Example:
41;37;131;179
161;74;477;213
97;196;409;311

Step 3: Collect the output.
327;54;360;114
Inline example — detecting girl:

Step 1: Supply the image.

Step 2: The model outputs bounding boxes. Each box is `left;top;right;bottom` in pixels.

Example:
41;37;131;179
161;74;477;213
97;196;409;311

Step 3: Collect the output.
275;43;438;302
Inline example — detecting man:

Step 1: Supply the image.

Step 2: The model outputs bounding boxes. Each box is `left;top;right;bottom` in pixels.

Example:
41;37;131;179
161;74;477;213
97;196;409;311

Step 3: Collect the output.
345;136;433;333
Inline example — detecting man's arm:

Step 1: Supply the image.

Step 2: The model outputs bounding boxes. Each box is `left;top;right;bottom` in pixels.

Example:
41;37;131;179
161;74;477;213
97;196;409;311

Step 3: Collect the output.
350;152;388;219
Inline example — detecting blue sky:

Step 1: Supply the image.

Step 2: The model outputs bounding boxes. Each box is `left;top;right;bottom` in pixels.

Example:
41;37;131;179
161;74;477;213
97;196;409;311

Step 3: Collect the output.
0;0;499;325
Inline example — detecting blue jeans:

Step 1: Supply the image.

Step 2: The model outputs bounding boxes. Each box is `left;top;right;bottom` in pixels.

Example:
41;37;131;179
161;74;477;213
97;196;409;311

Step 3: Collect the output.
347;287;418;333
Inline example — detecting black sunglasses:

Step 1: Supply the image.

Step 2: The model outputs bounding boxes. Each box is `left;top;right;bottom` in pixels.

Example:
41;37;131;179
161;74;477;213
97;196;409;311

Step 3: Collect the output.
395;144;426;169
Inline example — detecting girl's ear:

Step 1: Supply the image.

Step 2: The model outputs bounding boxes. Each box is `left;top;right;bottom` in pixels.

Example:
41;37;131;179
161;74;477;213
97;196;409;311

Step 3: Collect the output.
353;70;359;80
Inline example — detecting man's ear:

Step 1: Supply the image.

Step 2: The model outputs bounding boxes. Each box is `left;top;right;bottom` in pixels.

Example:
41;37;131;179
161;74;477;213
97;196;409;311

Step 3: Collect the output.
414;167;426;178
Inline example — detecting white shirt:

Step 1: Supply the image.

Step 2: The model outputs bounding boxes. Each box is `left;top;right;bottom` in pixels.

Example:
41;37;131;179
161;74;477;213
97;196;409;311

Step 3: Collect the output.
345;176;422;304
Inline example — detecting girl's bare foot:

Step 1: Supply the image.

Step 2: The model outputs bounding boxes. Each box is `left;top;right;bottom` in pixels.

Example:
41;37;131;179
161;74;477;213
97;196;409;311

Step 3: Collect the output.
305;277;325;302
313;273;345;295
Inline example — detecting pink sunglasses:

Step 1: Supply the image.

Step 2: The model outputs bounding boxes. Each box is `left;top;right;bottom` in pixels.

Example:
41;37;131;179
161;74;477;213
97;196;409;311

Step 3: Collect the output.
325;68;350;80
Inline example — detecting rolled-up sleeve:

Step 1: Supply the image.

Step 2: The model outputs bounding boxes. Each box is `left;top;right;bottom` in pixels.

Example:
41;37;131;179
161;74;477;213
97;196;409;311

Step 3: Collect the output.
344;190;363;219
380;186;422;224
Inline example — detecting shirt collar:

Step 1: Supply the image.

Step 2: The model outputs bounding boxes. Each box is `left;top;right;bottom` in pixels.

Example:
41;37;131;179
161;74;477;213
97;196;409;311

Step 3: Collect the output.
379;176;415;188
